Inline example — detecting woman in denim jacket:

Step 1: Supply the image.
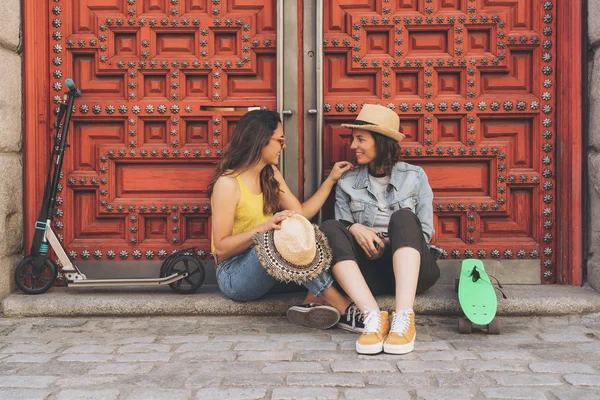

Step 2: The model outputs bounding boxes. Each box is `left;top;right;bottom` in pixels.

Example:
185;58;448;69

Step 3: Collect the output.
320;104;441;355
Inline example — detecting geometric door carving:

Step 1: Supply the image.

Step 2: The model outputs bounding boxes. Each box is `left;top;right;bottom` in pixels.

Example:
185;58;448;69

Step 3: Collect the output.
322;0;557;282
41;0;277;262
26;0;568;285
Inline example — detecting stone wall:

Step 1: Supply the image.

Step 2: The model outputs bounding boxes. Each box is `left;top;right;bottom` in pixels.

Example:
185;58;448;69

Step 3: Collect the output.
589;0;600;290
0;0;23;301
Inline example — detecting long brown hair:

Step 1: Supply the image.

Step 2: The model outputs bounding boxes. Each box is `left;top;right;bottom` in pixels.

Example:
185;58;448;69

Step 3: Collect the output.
207;110;282;215
370;132;401;176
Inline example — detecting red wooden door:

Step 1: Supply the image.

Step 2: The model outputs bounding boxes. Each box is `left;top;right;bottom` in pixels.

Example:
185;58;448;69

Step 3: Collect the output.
322;0;558;282
28;0;277;262
23;0;582;284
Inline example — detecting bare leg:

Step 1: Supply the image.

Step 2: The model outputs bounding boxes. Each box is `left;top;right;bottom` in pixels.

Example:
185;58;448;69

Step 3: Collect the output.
332;260;379;313
393;247;420;311
302;291;321;305
318;285;352;314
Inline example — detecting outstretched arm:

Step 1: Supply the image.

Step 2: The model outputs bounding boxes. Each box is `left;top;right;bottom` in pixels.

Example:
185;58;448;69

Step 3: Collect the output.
276;162;353;220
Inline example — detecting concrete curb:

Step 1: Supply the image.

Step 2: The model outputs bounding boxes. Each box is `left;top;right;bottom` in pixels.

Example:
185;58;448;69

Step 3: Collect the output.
2;284;600;318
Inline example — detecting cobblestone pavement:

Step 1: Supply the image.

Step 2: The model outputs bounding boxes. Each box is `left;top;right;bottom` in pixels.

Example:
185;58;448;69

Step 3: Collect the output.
0;314;599;400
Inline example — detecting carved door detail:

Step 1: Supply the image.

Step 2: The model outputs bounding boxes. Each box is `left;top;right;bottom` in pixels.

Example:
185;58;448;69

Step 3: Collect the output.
28;0;568;282
44;0;276;262
322;0;557;282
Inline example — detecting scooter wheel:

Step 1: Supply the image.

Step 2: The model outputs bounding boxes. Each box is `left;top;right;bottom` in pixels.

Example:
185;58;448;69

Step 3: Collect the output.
165;255;206;294
14;256;57;295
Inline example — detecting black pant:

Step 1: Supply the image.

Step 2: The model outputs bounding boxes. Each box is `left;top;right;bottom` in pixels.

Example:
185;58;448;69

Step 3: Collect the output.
320;209;440;295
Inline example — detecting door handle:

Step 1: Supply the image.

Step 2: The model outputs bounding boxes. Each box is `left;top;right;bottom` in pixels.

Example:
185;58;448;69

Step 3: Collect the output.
282;109;294;116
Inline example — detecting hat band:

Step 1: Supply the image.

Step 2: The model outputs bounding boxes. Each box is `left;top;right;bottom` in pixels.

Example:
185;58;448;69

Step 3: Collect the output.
350;120;377;126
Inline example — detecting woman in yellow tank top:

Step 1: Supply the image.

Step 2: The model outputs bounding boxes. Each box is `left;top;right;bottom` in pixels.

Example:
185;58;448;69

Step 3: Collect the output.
207;110;353;329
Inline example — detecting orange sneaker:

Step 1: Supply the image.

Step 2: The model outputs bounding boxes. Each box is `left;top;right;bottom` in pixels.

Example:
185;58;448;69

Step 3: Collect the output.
356;310;389;355
384;310;416;354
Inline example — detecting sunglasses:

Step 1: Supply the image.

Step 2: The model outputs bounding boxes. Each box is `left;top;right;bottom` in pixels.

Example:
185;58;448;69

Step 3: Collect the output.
270;137;286;148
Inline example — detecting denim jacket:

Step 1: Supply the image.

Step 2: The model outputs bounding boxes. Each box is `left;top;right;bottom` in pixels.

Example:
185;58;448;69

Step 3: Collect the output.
335;162;436;245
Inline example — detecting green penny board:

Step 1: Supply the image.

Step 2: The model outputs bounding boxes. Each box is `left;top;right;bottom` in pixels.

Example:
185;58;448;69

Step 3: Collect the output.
458;259;497;326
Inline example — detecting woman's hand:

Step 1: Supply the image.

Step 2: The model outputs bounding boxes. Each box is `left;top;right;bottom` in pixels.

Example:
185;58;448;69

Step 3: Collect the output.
256;210;295;232
326;161;353;183
349;224;385;260
271;165;283;178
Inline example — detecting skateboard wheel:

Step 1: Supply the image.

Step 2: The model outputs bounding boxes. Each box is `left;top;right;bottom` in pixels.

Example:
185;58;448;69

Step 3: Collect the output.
458;317;472;334
454;278;460;293
488;318;501;334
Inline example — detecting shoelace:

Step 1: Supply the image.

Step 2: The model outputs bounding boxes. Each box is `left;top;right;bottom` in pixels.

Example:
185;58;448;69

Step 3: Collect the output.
344;304;364;328
363;309;382;334
390;311;412;335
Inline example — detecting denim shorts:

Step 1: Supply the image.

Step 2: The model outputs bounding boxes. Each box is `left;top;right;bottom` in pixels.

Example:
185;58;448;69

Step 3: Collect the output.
216;246;334;301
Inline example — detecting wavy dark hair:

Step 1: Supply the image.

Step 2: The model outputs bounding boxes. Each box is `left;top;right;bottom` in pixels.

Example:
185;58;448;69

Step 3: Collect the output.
369;131;401;176
207;110;282;215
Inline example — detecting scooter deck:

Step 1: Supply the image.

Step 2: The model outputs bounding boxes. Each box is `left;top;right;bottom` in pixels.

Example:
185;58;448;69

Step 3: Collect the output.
457;259;497;326
67;272;186;287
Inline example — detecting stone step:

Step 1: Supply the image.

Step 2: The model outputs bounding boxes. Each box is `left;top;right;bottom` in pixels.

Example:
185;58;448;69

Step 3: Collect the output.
2;284;600;318
69;259;543;285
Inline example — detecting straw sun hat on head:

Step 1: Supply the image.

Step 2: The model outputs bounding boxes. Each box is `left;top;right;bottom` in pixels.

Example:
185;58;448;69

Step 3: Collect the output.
253;214;332;284
341;104;405;142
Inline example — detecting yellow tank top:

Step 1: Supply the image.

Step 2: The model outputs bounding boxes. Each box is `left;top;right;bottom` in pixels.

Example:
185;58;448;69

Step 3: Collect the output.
211;174;272;256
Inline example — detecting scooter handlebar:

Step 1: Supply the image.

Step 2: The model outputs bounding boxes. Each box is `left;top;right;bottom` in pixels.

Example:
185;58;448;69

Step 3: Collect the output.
65;78;82;97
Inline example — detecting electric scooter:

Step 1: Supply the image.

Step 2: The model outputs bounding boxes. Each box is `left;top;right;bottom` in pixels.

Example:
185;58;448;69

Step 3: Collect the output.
14;79;206;295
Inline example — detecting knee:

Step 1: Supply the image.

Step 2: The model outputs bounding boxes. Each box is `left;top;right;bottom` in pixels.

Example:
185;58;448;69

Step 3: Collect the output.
320;219;346;236
389;210;423;241
391;208;417;221
390;209;419;228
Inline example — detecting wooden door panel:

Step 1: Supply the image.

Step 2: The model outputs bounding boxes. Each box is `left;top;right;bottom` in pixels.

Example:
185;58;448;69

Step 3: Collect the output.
227;54;277;98
72;191;126;239
323;0;557;281
325;54;379;98
42;0;276;262
480;52;533;93
73;55;127;98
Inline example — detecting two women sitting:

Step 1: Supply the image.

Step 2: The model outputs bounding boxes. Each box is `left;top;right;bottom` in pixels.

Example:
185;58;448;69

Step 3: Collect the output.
209;104;440;355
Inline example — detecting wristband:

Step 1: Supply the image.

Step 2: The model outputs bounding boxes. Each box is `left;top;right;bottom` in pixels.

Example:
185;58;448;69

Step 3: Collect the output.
339;219;355;230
